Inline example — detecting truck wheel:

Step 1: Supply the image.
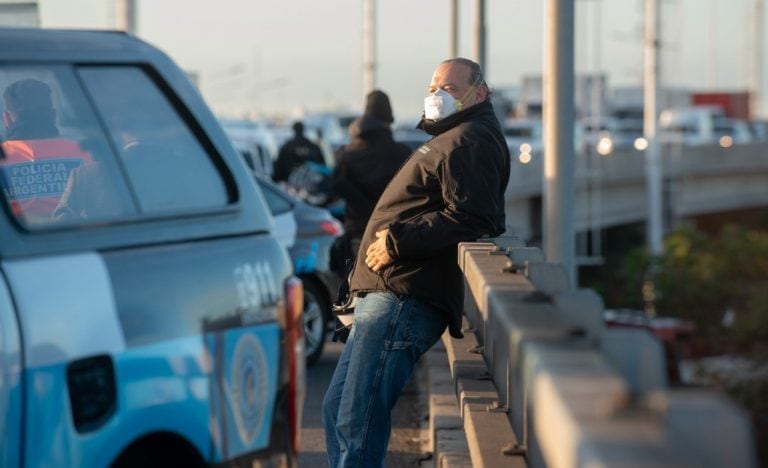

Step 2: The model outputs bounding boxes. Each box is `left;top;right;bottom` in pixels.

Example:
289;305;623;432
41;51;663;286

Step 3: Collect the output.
301;278;330;366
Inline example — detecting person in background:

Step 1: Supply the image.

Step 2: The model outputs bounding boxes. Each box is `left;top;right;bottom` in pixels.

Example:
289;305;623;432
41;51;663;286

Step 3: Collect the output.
0;78;91;220
272;120;325;182
322;58;510;467
331;89;411;259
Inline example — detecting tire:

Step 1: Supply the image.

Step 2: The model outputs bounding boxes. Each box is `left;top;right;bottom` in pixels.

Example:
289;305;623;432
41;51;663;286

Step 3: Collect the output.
300;276;331;366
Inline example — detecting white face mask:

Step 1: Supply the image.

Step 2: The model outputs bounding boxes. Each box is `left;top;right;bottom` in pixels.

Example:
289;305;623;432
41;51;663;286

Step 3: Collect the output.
424;89;462;121
423;78;481;121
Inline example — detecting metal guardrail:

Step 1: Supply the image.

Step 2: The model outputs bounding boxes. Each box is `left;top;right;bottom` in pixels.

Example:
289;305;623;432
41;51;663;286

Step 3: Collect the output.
446;236;757;468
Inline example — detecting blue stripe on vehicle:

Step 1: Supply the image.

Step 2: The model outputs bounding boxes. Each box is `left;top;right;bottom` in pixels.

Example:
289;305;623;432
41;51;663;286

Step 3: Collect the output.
23;327;280;467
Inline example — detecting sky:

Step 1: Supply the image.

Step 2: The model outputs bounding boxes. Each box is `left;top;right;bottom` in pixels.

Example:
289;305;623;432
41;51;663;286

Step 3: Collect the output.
35;0;762;121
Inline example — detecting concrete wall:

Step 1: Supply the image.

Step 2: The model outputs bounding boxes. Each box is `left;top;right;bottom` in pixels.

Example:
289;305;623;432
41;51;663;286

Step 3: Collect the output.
432;238;758;467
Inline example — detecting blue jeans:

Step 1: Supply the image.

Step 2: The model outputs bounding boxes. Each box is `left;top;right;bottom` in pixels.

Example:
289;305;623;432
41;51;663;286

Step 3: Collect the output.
322;291;448;467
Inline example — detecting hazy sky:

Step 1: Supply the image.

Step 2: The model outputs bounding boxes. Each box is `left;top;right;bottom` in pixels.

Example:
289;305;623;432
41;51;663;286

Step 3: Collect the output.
37;0;760;120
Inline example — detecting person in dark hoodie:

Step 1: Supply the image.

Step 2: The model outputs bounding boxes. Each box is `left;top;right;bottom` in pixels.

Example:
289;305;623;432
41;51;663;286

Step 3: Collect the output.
331;89;411;260
322;58;510;467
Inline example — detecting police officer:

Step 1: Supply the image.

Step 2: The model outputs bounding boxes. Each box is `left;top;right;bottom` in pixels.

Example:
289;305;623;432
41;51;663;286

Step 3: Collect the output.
1;78;92;219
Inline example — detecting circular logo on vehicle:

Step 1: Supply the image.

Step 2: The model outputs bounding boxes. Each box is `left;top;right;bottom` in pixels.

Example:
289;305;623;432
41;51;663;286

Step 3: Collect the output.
231;333;269;446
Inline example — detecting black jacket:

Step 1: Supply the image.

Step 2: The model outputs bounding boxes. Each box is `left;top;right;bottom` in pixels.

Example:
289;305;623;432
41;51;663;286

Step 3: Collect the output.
272;135;325;182
331;115;412;238
349;101;510;338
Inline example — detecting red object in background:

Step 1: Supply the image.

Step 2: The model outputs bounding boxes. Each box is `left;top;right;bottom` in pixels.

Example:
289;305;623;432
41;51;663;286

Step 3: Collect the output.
603;310;696;344
692;91;751;119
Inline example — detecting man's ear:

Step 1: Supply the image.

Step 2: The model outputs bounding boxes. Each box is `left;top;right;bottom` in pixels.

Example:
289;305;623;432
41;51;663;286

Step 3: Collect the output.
477;85;489;102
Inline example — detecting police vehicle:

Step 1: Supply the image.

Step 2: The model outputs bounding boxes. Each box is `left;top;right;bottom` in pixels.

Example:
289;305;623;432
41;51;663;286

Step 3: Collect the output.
0;28;304;467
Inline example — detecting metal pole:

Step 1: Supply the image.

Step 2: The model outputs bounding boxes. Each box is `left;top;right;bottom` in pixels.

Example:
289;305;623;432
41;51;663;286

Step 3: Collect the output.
362;0;376;96
119;0;137;35
751;0;764;118
450;0;459;58
644;0;663;256
473;0;486;74
544;0;576;285
590;0;603;259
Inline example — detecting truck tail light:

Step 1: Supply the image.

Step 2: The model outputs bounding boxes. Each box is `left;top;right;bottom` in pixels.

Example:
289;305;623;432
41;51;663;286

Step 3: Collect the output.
284;276;305;454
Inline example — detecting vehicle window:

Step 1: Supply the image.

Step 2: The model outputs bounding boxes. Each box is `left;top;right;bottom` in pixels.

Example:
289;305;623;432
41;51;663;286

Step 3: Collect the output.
256;178;293;216
0;65;232;229
79;66;228;215
0;66;137;227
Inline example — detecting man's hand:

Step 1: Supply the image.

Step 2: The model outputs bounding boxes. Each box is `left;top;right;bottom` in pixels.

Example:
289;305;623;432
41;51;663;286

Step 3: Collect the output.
365;229;394;272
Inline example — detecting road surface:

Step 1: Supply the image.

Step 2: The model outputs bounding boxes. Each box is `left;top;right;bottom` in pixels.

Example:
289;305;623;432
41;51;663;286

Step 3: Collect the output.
299;340;431;467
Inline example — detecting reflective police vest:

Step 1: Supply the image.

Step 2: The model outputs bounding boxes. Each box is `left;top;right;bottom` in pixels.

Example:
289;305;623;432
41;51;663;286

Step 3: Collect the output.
0;138;93;218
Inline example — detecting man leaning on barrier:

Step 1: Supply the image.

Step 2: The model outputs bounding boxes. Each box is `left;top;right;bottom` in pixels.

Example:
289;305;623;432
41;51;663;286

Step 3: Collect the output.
322;57;511;467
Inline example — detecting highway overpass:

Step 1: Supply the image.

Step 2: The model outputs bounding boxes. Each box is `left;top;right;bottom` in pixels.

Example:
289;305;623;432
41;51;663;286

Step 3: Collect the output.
504;141;768;245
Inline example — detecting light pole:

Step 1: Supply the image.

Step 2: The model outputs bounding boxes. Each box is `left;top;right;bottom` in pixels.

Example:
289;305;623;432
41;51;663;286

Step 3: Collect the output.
644;0;663;257
544;0;576;285
450;0;459;58
585;0;604;263
362;0;376;96
473;0;487;74
750;0;764;118
642;0;663;319
119;0;137;35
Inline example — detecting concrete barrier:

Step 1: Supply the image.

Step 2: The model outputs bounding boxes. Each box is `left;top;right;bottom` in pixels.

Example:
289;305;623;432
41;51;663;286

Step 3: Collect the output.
430;237;758;468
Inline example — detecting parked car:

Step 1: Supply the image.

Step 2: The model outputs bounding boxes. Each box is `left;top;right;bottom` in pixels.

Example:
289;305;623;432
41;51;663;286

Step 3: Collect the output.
611;117;645;150
659;106;726;146
581;116;616;154
219;117;279;178
255;176;343;365
748;119;768;141
503;117;543;162
712;117;752;146
0;27;303;467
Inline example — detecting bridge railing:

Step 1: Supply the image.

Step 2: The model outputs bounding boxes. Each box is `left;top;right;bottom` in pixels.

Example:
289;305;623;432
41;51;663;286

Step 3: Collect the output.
441;236;757;467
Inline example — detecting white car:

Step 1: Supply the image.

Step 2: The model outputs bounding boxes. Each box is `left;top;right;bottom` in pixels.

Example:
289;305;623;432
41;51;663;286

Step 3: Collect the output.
504;118;543;163
302;111;358;153
220;118;279;177
659;106;726;146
